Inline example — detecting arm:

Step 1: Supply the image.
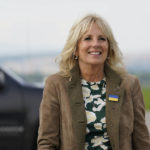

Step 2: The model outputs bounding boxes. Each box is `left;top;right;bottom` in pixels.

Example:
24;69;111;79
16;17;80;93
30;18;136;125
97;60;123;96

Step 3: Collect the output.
132;77;150;149
37;76;60;150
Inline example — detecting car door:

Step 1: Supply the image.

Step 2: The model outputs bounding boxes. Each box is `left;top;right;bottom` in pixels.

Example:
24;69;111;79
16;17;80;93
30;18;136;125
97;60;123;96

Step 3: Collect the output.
0;69;25;150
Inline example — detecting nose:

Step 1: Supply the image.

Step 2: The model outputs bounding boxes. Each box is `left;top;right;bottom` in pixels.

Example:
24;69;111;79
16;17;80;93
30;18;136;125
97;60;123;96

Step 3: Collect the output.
91;39;100;49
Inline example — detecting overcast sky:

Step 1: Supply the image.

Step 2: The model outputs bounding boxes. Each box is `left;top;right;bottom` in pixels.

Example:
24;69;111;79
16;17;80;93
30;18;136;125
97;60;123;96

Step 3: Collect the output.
0;0;150;56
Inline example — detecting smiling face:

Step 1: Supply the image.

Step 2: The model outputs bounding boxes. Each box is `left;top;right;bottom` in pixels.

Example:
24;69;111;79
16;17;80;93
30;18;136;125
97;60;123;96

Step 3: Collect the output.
76;23;109;69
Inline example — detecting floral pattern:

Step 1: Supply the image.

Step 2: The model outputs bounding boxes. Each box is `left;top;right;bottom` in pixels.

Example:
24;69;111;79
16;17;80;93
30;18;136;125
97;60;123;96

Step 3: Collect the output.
81;78;112;150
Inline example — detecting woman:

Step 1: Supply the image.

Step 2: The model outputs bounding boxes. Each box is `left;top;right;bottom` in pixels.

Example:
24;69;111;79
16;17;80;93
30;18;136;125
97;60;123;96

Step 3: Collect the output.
38;14;150;150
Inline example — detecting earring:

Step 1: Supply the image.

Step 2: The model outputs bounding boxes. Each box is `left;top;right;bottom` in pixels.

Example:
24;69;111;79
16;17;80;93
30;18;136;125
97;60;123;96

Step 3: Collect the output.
74;55;78;60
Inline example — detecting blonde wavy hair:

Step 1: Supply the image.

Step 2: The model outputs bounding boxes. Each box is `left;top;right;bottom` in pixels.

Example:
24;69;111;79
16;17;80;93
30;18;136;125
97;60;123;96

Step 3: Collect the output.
58;13;126;78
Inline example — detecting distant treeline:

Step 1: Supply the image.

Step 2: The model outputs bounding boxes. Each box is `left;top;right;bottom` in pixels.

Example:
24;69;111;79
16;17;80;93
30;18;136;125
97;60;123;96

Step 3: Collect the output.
17;71;150;87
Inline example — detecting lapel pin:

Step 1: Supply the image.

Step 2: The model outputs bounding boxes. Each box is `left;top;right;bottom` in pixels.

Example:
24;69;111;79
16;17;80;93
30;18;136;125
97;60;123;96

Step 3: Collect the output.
108;94;119;102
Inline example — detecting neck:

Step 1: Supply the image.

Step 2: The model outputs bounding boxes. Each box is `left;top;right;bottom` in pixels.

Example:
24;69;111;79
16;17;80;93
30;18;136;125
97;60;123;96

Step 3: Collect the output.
79;63;104;82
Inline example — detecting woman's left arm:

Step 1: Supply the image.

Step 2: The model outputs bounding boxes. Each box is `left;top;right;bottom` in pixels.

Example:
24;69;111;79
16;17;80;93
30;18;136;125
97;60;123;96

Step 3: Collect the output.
132;77;150;150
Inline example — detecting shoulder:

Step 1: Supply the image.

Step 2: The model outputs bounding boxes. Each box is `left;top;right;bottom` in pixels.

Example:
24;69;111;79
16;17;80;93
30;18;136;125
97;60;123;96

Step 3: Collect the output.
42;72;69;97
45;72;69;86
120;73;140;89
46;72;64;81
121;73;137;82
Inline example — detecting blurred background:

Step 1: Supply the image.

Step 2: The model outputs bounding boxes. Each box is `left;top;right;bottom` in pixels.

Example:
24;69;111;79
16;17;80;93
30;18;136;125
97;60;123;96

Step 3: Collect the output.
1;0;150;107
0;0;149;149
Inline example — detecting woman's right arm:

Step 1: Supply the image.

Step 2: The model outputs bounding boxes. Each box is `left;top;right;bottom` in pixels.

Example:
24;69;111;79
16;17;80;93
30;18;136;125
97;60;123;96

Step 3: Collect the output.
131;77;150;149
37;76;60;150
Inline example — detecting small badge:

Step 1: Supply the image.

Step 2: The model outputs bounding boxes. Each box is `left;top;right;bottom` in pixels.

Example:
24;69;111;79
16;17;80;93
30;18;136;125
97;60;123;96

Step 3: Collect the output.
108;94;119;102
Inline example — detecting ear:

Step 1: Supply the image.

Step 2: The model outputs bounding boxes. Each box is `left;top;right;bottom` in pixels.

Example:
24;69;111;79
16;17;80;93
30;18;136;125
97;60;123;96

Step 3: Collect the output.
73;48;79;57
75;50;78;57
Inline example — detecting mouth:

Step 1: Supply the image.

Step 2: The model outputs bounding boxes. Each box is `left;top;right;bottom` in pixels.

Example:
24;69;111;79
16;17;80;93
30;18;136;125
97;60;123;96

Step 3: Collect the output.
88;51;102;55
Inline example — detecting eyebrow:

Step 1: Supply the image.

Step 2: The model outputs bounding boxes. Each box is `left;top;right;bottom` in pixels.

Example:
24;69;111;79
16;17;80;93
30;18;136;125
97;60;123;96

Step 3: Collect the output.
83;34;106;37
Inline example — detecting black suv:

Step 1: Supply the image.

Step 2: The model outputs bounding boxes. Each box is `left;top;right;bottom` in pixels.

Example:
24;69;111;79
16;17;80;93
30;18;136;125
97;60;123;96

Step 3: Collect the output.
0;66;43;150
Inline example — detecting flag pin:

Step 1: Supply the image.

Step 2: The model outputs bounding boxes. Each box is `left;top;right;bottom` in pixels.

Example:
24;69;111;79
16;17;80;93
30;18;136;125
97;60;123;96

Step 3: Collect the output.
108;94;119;102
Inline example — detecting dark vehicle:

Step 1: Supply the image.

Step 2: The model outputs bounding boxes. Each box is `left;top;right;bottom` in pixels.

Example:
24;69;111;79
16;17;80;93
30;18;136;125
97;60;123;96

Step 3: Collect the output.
0;66;43;150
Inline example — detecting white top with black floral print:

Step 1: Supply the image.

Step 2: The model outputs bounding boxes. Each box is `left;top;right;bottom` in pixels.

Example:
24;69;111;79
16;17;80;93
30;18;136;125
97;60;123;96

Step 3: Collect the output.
81;78;112;150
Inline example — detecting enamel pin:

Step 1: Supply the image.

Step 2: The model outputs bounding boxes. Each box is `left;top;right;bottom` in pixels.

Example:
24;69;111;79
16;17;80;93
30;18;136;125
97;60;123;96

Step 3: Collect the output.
108;94;119;102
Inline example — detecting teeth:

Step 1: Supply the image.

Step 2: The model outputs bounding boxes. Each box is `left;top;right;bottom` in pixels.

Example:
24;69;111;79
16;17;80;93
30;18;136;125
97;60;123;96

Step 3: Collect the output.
89;52;101;55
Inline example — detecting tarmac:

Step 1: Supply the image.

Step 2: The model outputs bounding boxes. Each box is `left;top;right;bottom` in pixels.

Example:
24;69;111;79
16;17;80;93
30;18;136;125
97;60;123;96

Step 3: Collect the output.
146;111;150;133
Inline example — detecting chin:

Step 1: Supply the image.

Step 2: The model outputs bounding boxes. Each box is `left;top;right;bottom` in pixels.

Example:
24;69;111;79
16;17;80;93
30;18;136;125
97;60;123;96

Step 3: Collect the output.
89;61;104;66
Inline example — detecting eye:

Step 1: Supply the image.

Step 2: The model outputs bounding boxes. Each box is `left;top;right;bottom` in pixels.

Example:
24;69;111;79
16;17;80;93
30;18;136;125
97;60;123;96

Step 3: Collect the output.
84;37;91;40
98;37;107;41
